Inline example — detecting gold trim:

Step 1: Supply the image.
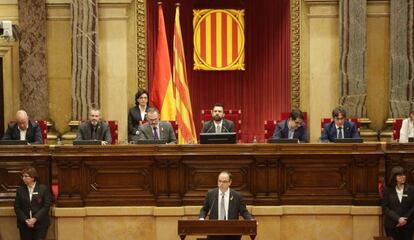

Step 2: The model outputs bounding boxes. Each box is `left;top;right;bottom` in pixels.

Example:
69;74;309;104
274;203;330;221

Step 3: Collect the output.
291;0;300;109
136;0;147;90
138;1;302;100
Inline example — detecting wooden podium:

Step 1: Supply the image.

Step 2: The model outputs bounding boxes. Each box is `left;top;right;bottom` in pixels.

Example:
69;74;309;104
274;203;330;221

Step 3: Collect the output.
177;220;257;240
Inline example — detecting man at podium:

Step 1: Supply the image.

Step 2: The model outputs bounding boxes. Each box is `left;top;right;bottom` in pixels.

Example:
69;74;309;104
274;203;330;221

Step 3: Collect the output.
199;171;253;240
201;104;234;133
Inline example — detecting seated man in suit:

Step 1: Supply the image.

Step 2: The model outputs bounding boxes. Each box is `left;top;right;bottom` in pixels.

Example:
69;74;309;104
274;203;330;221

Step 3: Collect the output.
201;103;234;133
320;106;359;142
2;110;43;144
199;171;253;240
75;108;112;144
271;109;308;142
136;107;176;144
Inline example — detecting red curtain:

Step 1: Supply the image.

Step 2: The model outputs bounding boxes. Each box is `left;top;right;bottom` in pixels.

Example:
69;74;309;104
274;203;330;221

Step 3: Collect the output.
147;0;291;143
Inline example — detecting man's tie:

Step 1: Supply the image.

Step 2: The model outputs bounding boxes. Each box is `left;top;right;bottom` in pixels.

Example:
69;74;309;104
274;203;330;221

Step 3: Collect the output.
219;192;226;220
338;127;343;139
216;125;221;133
153;127;159;140
92;126;97;140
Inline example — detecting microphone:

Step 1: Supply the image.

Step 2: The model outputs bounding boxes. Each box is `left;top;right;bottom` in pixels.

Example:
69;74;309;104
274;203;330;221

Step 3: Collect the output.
208;194;216;218
222;125;230;133
206;123;215;133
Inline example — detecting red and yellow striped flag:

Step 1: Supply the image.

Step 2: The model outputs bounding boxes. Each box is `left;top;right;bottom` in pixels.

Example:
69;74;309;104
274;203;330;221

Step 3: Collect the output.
174;4;197;144
151;2;176;121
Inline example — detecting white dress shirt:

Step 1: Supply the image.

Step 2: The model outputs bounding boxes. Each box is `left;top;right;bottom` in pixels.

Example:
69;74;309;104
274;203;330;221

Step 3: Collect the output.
218;188;230;220
399;118;414;143
19;127;27;140
214;121;223;133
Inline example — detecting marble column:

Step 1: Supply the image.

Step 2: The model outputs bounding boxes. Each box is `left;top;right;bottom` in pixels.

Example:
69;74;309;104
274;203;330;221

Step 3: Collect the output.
389;0;414;117
339;0;368;118
71;0;99;120
18;0;48;119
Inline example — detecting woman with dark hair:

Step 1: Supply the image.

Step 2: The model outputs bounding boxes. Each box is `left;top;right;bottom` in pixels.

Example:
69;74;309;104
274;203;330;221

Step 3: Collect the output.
14;167;51;240
382;166;414;240
399;111;414;143
128;90;150;141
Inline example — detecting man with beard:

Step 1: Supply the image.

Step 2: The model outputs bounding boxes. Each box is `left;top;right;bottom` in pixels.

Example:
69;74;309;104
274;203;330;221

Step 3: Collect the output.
201;103;234;133
136;107;177;144
75;108;112;144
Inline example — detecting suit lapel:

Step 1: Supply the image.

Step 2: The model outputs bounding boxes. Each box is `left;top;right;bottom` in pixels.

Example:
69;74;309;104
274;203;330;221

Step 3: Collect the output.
329;122;337;139
96;123;102;140
228;190;236;219
211;190;219;219
159;123;165;139
26;123;32;141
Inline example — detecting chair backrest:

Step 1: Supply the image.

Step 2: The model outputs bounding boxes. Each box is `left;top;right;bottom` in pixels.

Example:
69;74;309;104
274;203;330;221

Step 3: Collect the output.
201;109;242;141
107;120;118;144
35;120;48;144
264;120;278;140
169;121;178;139
393;118;404;141
320;118;360;134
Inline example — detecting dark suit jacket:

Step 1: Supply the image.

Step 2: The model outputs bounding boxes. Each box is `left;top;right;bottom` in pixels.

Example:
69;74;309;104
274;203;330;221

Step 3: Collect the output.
382;184;414;229
2;121;43;144
75;121;112;143
137;121;176;144
201;119;235;133
14;183;51;229
271;119;308;142
128;105;149;140
199;188;253;220
320;121;359;142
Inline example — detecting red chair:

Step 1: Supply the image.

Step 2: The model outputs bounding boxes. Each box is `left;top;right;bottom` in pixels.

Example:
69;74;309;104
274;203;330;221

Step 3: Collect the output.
392;118;403;141
320;118;360;134
169;121;178;139
201;109;242;141
35;120;48;144
107;120;118;144
264;120;278;140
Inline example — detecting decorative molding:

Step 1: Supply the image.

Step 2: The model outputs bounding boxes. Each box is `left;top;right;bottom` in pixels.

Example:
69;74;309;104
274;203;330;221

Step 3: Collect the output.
136;0;147;90
291;0;300;109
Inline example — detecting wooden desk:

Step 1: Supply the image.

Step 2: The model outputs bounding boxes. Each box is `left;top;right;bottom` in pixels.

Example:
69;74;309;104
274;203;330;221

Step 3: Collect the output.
177;220;257;240
53;143;383;207
386;143;414;182
0;145;50;205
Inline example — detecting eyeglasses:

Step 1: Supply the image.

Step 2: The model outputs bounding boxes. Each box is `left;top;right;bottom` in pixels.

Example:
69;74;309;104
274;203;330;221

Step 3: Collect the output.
335;117;345;121
218;180;230;184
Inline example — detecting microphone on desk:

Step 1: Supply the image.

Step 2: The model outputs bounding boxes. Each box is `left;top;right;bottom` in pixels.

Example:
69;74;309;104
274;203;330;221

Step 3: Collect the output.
206;124;215;133
222;125;230;133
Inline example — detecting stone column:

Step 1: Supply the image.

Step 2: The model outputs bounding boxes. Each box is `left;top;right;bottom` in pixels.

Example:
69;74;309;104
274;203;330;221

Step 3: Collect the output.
71;0;99;120
18;0;48;119
339;0;368;118
389;0;414;117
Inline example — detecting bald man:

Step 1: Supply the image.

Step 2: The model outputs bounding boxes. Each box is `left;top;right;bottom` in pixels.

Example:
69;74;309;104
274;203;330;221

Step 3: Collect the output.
2;110;43;144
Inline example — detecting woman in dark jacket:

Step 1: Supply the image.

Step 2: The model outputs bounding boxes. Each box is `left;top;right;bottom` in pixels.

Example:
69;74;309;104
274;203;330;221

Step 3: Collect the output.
14;167;51;240
382;166;414;240
128;90;150;141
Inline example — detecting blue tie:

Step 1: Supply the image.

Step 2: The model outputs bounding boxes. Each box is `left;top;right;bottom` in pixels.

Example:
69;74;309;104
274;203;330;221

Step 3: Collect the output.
153;127;159;140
